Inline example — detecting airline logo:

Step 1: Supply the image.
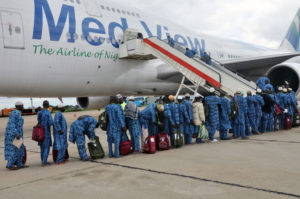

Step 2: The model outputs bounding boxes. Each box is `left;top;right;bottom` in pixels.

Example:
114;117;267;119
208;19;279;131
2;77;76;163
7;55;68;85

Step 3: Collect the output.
32;0;206;56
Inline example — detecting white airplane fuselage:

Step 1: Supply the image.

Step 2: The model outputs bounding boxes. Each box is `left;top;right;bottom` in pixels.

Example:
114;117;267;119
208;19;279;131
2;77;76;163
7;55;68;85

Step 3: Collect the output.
0;0;293;98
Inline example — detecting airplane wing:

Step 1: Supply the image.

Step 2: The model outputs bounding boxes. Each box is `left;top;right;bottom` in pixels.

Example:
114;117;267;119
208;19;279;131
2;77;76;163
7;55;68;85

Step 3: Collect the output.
219;52;300;80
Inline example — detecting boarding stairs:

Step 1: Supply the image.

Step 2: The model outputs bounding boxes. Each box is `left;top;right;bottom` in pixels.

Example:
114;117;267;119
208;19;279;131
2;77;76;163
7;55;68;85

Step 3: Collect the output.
118;29;257;97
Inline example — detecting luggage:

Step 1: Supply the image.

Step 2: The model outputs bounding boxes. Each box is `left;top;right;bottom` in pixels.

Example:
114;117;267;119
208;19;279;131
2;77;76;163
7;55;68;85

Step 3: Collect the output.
32;124;45;142
174;128;184;148
88;136;105;159
143;135;156;154
198;125;209;139
53;149;69;163
293;112;300;127
98;111;108;131
157;132;169;150
275;103;282;116
141;127;148;149
284;115;292;130
119;132;133;156
22;146;27;165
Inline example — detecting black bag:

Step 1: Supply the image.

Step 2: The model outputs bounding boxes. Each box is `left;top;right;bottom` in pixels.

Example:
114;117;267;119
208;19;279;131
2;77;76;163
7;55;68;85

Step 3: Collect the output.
174;128;184;148
88;136;105;160
98;111;108;131
230;96;239;120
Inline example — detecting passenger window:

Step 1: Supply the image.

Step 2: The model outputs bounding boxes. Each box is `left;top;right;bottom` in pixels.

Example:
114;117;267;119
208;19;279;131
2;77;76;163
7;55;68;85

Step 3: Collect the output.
70;0;74;3
106;7;110;11
100;5;105;10
15;26;21;34
76;0;81;4
117;9;121;13
87;35;92;42
127;11;131;15
112;8;115;12
81;34;85;40
131;12;135;16
122;10;126;14
136;13;140;18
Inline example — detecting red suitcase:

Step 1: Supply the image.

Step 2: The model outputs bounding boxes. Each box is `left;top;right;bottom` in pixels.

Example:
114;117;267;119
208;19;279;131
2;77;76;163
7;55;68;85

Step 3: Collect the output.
157;132;170;150
284;115;292;130
53;149;69;162
22;146;27;165
120;133;133;156
143;135;156;154
32;124;45;142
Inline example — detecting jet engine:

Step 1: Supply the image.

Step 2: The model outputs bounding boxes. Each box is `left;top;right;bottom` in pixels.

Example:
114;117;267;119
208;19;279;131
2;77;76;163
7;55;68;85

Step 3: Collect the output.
76;97;111;109
267;56;300;99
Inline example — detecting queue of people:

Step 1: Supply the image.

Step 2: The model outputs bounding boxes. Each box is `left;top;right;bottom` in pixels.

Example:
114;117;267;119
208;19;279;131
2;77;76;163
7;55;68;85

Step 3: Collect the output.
3;79;299;170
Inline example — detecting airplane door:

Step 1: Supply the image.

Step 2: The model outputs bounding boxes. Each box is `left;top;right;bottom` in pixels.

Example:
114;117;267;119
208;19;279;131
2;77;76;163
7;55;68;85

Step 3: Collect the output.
0;11;25;49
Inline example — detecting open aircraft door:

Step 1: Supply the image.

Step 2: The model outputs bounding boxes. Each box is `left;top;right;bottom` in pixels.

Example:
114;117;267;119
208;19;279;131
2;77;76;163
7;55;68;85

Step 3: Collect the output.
0;11;25;49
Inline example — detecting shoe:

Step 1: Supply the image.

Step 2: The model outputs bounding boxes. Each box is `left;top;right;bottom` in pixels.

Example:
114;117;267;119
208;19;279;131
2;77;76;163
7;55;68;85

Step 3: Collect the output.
6;166;18;170
210;139;218;143
232;136;239;139
19;165;29;169
252;132;259;135
220;137;232;140
42;163;51;167
241;137;249;140
80;158;90;162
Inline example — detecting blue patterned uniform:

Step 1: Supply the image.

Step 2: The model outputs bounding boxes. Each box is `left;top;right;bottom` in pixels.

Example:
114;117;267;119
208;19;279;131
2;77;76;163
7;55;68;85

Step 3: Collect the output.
246;96;258;134
289;92;298;123
219;97;231;139
69;120;88;160
275;93;285;129
182;99;193;144
168;102;180;146
256;77;270;90
53;111;68;163
140;103;158;136
231;95;247;138
4;110;24;168
37;109;53;164
179;103;190;137
204;95;221;140
264;84;274;93
163;104;175;135
106;104;126;158
254;94;264;131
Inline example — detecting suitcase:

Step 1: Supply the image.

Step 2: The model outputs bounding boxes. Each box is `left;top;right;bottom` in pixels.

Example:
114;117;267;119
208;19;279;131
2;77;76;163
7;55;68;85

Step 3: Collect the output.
174;128;184;148
293;112;300;127
143;135;156;154
32;124;45;142
284;115;292;130
88;136;105;159
157;132;169;150
53;148;69;163
275;103;283;116
120;132;133;156
22;146;27;165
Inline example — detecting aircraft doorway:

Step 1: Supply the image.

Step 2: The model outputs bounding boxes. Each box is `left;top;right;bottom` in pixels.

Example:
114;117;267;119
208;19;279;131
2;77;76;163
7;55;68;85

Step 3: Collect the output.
0;11;25;49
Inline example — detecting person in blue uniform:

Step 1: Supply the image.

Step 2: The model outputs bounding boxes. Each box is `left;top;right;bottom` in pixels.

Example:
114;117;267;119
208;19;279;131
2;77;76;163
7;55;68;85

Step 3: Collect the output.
254;89;265;133
168;95;180;146
53;104;68;164
275;87;285;130
185;48;197;58
261;90;274;133
167;35;175;47
231;89;249;139
246;91;258;135
204;88;221;142
288;88;298;124
37;100;54;166
4;101;27;170
219;94;231;140
182;93;194;144
125;96;141;152
162;96;175;137
177;96;190;142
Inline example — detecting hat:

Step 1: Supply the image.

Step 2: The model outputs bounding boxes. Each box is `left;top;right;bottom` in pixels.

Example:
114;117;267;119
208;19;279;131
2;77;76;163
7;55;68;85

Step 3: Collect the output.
247;90;252;95
116;94;123;99
58;103;65;108
156;104;164;112
236;88;242;94
209;88;215;93
194;93;201;98
278;87;283;91
168;95;175;101
177;96;183;100
283;88;288;93
15;101;23;106
256;88;262;93
288;88;292;91
185;93;190;97
128;96;135;100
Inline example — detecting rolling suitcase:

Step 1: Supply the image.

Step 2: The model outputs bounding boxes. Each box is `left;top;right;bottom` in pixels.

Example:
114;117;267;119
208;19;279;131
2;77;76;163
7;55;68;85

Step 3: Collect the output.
284;115;292;130
120;132;133;156
157;132;169;150
174;128;184;148
88;136;105;159
32;124;45;142
293;112;300;127
143;135;156;154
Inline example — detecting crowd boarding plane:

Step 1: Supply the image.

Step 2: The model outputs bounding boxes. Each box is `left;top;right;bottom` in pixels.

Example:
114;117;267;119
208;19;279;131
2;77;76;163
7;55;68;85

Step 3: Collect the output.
0;0;299;109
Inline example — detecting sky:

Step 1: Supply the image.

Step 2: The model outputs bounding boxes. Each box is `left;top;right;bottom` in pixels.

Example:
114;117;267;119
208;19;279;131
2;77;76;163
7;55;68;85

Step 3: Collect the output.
0;0;299;109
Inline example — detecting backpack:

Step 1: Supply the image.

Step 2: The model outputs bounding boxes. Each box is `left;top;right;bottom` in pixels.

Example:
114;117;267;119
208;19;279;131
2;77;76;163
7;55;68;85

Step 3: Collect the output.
157;132;170;150
98;111;108;131
143;135;156;154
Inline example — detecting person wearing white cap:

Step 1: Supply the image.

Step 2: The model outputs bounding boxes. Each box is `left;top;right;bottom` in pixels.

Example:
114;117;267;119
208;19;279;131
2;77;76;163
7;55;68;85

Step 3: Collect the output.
192;93;205;143
182;93;193;144
204;88;221;142
253;90;265;132
124;96;141;152
53;104;68;165
230;91;249;139
4;101;27;170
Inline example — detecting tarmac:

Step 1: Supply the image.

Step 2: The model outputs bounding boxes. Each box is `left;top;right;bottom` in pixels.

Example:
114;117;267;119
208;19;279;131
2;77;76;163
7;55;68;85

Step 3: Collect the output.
0;110;299;199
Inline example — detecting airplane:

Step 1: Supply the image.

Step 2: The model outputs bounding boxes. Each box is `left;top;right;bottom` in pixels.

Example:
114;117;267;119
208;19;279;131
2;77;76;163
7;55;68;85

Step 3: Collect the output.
0;0;299;109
